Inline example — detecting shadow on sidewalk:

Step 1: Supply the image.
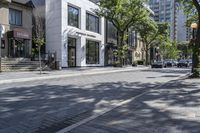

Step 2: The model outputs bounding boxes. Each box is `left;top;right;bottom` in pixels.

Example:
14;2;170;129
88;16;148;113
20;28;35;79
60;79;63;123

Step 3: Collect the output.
0;80;159;132
73;79;200;133
0;69;196;133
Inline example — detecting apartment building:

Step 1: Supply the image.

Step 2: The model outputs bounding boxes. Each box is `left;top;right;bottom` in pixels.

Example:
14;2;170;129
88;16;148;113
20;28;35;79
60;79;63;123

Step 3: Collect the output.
0;0;33;58
46;0;105;68
149;0;188;42
149;0;175;40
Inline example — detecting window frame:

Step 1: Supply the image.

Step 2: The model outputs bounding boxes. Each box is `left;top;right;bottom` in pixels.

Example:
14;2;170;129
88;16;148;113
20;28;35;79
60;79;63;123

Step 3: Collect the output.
68;5;80;28
86;12;100;33
9;8;22;26
86;40;100;64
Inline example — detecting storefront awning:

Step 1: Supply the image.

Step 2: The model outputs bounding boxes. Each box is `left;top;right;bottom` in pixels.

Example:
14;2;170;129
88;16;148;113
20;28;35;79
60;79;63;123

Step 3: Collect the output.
7;28;31;40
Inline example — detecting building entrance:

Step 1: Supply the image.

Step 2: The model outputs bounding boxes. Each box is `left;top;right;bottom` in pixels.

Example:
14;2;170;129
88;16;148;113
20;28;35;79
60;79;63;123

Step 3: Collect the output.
8;39;30;58
68;37;76;67
7;28;31;58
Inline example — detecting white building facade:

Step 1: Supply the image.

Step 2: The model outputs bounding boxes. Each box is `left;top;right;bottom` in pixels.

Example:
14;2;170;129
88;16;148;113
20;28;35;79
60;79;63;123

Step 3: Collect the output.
46;0;105;68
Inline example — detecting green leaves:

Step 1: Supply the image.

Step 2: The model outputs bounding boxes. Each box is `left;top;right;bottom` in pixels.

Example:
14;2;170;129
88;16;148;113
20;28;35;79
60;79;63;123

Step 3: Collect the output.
160;41;179;59
33;38;45;47
136;19;169;50
96;0;150;65
178;0;200;24
96;0;148;32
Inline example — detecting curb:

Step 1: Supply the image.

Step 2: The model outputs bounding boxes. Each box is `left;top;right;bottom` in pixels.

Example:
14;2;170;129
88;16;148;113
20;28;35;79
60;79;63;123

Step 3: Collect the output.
56;72;189;133
0;67;148;85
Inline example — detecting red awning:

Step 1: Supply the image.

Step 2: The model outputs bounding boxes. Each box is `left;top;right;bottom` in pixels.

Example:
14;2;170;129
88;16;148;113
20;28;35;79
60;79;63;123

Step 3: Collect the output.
8;28;31;40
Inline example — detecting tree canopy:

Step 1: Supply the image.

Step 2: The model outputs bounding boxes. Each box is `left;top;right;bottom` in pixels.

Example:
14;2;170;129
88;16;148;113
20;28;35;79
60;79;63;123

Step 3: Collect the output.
95;0;150;66
96;0;148;33
135;18;169;64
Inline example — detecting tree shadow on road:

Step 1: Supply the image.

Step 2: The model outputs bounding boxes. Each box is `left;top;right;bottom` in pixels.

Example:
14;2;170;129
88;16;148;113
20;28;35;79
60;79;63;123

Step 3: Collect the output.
75;79;200;133
0;69;198;133
0;80;160;133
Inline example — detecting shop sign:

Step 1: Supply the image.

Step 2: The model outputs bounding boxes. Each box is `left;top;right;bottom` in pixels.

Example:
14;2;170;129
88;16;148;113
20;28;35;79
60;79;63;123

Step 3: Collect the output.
76;32;96;38
13;28;31;39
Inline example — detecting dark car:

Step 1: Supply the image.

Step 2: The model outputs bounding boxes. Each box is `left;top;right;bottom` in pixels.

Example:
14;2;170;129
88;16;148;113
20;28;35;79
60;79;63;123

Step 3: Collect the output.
151;61;164;68
172;60;178;66
164;59;174;67
177;60;189;67
187;59;192;67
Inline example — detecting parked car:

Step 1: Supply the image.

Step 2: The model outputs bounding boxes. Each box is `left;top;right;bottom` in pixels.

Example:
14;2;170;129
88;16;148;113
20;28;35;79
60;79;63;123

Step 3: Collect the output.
172;60;178;66
151;61;164;68
177;60;189;67
164;59;174;67
187;59;192;67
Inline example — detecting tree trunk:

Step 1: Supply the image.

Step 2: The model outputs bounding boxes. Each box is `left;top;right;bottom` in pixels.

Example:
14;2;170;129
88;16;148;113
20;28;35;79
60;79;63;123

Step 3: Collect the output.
145;49;149;66
192;40;200;77
118;31;125;67
39;45;42;74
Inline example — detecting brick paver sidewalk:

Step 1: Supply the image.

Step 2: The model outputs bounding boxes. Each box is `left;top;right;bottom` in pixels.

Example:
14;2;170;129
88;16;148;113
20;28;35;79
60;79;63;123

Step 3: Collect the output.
0;68;188;133
67;78;200;133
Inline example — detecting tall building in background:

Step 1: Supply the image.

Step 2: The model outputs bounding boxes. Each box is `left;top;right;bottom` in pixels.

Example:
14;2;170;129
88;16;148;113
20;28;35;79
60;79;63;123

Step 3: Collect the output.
176;8;188;42
149;0;188;42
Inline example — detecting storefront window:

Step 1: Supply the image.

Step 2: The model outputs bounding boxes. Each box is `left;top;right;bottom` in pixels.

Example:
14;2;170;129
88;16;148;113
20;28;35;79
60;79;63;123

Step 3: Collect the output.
86;13;100;33
9;8;22;26
86;40;99;64
68;5;79;28
106;21;117;44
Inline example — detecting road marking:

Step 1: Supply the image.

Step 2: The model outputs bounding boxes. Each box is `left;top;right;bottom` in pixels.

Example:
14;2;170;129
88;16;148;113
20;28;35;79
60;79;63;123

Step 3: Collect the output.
56;73;189;133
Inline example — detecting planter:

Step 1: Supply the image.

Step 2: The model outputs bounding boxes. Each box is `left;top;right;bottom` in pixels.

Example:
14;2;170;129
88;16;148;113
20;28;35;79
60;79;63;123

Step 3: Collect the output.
132;61;138;67
113;62;122;67
137;60;144;65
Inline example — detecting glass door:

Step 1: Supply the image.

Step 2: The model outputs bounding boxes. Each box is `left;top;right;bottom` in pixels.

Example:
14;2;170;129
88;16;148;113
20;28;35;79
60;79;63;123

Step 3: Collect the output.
15;40;25;58
68;37;76;67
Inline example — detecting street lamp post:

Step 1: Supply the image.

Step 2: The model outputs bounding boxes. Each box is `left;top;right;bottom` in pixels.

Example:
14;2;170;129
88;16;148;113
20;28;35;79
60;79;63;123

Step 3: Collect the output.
191;22;198;40
190;22;198;73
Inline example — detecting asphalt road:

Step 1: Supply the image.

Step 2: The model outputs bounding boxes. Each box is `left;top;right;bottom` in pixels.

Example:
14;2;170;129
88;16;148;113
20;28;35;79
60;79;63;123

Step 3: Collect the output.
0;68;190;133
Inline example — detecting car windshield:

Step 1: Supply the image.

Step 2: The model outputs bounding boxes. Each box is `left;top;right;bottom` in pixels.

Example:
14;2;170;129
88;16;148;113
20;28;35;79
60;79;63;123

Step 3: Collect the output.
179;60;185;63
157;61;163;64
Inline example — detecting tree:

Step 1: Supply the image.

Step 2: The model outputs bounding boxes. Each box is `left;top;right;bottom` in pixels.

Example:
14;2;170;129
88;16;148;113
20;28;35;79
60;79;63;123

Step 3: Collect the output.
177;41;192;59
32;5;45;74
160;41;179;60
178;0;200;77
95;0;148;66
136;19;169;65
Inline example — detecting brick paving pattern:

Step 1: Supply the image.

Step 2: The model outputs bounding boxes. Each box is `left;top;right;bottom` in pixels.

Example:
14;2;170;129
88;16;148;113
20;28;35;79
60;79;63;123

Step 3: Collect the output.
69;78;200;133
0;68;191;133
